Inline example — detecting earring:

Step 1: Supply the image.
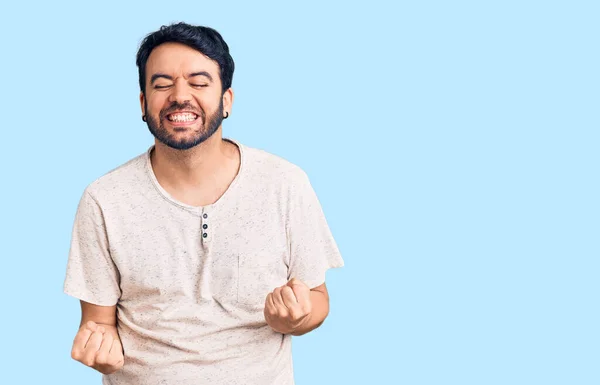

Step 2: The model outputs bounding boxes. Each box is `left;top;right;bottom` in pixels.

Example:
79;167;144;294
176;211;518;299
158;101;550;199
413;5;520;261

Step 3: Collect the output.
142;115;147;122
223;112;229;119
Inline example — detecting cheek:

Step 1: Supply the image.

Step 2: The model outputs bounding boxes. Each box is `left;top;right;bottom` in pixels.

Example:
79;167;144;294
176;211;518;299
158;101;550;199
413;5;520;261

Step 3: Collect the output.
196;90;222;108
147;94;168;114
202;98;222;114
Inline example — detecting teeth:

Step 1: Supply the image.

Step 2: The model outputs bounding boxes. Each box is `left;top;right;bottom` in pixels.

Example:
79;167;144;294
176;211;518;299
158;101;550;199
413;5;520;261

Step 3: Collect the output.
168;113;197;122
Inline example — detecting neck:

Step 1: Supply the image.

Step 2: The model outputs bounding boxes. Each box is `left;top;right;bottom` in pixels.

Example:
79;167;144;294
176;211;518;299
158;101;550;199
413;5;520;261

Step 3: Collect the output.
150;130;235;188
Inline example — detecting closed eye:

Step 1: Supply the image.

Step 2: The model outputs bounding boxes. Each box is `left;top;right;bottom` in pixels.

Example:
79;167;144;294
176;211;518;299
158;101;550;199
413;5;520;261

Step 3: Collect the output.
191;84;209;88
154;85;171;89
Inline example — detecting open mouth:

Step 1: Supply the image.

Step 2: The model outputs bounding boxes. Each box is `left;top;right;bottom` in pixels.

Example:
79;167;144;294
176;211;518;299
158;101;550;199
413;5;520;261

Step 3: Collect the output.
165;112;200;125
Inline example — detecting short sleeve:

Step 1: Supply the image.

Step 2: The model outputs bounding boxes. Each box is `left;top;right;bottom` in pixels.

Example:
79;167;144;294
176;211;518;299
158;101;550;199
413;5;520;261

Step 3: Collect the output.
287;171;344;289
63;189;121;306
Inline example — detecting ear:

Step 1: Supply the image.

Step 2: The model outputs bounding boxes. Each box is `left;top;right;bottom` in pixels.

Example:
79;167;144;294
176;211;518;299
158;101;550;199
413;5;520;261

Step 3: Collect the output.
222;88;234;117
139;92;146;116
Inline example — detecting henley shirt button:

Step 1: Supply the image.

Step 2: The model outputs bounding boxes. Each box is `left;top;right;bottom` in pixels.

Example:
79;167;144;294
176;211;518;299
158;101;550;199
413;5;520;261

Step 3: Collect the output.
203;213;208;219
203;224;208;229
203;233;208;238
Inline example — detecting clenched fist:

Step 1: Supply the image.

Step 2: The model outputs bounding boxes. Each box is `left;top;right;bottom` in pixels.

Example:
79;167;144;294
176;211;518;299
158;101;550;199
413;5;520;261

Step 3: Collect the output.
71;321;124;374
264;278;313;334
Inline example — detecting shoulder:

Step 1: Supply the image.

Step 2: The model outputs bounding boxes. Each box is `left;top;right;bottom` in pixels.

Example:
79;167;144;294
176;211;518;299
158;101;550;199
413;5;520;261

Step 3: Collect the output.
240;142;310;187
83;148;150;203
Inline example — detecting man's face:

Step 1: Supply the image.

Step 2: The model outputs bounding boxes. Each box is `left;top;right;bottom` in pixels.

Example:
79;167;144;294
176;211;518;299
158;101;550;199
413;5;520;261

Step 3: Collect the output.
141;42;227;150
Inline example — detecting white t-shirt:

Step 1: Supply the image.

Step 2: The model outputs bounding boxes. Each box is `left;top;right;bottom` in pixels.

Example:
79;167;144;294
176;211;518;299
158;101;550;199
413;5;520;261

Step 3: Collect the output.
63;139;344;385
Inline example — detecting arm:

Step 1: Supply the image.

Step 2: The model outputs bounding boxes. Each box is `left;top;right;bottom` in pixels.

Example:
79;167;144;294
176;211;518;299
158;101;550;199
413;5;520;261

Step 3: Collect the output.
268;171;343;335
64;190;123;373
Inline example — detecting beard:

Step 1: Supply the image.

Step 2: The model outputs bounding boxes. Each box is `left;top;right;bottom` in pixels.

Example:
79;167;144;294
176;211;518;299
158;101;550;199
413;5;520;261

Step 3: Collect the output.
145;98;224;150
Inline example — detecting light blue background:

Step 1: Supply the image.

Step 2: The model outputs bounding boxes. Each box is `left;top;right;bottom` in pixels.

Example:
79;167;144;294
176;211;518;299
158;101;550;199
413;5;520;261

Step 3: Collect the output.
0;0;598;384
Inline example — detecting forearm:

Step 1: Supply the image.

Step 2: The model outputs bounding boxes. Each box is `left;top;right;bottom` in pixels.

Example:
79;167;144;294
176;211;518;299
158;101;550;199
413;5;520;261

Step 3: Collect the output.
291;290;329;336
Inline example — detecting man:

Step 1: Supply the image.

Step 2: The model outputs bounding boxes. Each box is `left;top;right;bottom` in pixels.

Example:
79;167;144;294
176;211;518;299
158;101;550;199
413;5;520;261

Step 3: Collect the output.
63;22;343;384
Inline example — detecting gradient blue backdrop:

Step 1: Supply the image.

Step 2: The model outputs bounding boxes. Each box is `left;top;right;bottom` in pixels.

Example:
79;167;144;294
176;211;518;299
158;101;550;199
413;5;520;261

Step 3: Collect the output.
0;1;598;384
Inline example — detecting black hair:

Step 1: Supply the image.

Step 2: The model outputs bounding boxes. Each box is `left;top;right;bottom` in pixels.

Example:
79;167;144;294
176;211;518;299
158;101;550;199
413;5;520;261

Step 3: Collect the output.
136;22;234;94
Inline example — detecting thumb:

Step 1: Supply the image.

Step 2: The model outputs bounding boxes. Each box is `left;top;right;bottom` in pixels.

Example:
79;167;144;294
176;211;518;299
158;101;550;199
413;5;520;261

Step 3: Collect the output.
287;277;304;288
287;278;310;303
84;320;99;332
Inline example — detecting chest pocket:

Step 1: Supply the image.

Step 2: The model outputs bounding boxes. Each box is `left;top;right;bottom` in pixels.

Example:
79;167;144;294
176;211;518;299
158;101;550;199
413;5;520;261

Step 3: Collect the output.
237;252;288;309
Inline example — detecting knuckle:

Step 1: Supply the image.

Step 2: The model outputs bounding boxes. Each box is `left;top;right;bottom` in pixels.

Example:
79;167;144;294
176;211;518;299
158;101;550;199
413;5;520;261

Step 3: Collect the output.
83;358;95;367
71;349;81;361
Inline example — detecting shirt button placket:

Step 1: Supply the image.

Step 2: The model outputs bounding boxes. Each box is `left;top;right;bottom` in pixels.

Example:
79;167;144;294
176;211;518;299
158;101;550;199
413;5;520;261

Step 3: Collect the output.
202;212;209;240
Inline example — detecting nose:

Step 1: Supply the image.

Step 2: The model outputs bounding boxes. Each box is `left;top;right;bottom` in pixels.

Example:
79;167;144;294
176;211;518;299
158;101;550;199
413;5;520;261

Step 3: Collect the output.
168;79;192;104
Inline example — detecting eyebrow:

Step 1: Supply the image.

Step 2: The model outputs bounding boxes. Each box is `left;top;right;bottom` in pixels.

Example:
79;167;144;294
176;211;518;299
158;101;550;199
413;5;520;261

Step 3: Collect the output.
150;71;213;85
188;71;213;82
150;73;173;84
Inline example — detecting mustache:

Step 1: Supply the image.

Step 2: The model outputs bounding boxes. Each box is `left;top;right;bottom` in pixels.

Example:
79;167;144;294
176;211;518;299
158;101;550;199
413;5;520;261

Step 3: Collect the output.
159;102;203;119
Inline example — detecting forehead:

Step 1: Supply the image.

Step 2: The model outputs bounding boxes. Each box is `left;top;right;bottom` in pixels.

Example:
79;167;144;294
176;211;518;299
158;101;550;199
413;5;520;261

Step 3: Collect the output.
145;42;219;77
